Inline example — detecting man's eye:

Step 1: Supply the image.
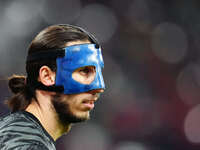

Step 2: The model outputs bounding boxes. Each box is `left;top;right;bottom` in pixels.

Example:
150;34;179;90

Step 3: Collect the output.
79;66;95;75
80;68;90;74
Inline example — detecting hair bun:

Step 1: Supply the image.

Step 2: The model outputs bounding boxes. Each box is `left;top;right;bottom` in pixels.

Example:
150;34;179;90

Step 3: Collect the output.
8;75;26;94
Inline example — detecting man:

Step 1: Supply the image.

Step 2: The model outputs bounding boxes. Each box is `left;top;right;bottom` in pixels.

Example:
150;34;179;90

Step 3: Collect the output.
0;24;105;149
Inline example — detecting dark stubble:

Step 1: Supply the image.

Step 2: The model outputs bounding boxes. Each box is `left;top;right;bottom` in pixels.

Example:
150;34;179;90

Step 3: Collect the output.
51;94;88;126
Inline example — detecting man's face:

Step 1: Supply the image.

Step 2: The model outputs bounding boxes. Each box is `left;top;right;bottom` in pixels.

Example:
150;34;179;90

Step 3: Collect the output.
51;40;104;125
51;88;102;125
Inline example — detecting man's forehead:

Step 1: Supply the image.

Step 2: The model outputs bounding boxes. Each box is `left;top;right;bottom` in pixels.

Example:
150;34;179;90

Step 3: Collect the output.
64;40;91;48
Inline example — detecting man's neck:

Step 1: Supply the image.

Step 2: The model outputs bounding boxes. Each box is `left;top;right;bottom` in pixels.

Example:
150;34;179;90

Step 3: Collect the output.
25;90;71;141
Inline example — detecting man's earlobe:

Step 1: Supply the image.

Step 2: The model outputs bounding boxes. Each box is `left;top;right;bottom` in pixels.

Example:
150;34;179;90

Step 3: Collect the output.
39;66;56;86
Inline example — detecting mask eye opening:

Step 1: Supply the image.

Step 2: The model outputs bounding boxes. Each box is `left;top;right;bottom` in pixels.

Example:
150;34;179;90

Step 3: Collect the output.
72;66;96;85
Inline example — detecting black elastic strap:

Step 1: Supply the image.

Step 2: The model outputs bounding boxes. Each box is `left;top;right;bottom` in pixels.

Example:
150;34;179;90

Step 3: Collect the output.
33;82;64;93
26;49;65;62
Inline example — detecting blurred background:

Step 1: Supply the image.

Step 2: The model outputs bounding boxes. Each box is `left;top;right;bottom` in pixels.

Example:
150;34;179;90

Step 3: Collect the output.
1;0;200;149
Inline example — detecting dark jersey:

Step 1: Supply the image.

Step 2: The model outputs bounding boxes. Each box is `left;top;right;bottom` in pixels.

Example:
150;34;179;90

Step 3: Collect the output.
0;111;56;150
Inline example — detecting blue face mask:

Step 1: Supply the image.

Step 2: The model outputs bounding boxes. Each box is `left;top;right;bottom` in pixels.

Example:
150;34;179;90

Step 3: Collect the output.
55;43;105;94
26;43;105;94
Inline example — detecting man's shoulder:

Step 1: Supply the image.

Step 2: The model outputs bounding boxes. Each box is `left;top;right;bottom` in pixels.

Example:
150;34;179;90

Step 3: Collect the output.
0;111;43;146
7;143;50;150
0;111;56;150
0;111;41;135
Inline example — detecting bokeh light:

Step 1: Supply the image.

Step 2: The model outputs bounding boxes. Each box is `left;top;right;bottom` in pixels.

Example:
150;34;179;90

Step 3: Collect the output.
76;3;118;43
66;123;111;150
126;0;152;33
151;22;188;63
184;104;200;143
0;0;42;76
176;63;200;106
40;0;82;24
103;55;137;111
4;0;42;37
115;141;149;150
0;1;200;150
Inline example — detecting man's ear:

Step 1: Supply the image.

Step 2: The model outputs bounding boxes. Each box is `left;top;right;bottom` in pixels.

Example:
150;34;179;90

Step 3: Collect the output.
38;66;56;86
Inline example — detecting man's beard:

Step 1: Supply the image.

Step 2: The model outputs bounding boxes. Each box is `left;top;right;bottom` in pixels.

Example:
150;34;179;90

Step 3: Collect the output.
51;94;89;126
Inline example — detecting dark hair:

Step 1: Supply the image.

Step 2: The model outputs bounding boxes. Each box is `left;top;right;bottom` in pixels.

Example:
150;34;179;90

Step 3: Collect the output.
7;24;96;112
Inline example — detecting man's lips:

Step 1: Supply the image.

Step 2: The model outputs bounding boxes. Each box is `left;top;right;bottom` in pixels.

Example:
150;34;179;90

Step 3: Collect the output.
82;100;95;110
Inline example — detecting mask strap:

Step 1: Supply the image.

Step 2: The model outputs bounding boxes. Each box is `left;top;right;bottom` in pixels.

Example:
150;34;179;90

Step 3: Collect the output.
26;49;65;62
34;82;64;93
26;49;65;92
26;76;64;93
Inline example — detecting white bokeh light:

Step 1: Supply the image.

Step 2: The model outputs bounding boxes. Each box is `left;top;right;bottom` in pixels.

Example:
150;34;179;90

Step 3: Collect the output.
176;63;200;106
126;0;152;33
0;0;42;76
66;123;111;150
184;104;200;143
76;3;118;43
40;0;82;24
4;0;42;36
151;22;188;64
115;141;149;150
103;54;138;112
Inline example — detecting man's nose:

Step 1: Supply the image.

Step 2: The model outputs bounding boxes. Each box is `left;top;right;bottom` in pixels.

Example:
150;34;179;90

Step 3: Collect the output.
88;89;104;95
